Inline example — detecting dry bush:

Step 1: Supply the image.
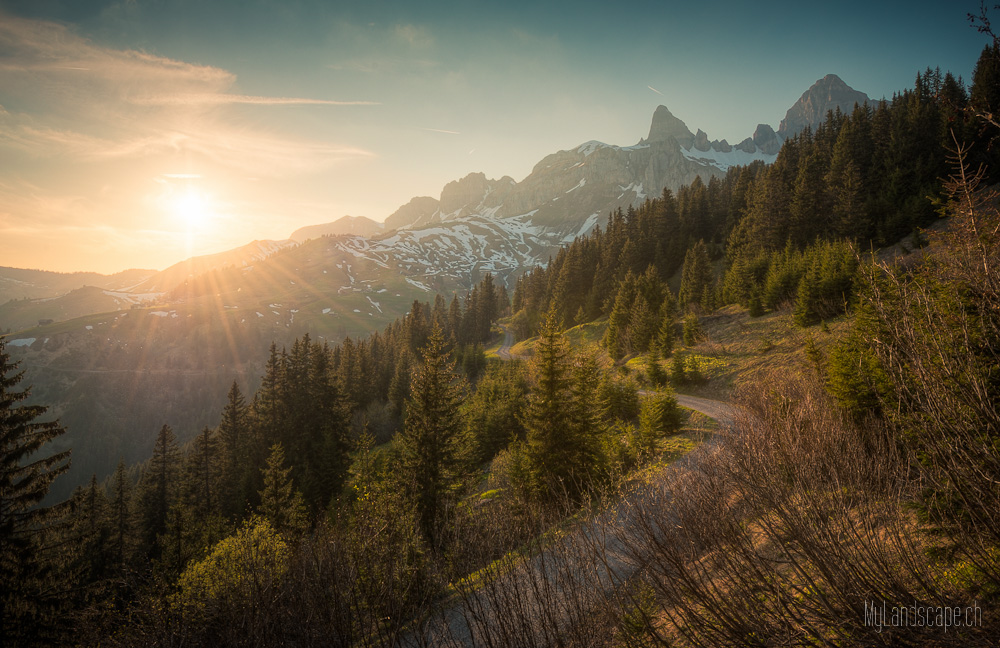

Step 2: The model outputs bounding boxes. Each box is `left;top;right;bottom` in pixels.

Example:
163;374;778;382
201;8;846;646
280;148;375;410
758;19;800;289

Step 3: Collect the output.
857;141;1000;587
420;494;620;648
606;370;990;647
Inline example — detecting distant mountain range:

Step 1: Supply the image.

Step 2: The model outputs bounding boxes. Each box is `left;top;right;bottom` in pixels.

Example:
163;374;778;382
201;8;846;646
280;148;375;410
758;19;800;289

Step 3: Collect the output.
299;73;870;290
2;74;870;334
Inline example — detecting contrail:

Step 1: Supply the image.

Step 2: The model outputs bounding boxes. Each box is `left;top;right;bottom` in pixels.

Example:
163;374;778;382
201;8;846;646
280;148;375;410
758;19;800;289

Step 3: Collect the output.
648;85;664;96
133;94;379;106
422;127;461;135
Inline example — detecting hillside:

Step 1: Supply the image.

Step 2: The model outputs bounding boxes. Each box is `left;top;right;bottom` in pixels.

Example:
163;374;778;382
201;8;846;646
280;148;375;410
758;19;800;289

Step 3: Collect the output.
0;266;154;304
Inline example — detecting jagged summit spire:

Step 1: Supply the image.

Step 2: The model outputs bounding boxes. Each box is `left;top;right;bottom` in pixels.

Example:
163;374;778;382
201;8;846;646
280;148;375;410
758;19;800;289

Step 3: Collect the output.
646;105;694;147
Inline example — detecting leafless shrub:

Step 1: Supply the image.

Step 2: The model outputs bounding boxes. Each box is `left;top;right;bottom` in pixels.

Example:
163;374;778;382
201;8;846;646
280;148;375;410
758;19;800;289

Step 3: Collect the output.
860;140;1000;582
606;371;987;647
399;487;623;648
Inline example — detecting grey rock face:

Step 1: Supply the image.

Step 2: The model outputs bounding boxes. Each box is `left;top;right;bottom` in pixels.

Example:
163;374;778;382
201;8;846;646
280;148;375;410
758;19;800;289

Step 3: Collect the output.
713;139;733;153
440;173;492;217
647;105;695;148
752;124;782;155
384;196;440;230
778;74;870;138
694;129;711;152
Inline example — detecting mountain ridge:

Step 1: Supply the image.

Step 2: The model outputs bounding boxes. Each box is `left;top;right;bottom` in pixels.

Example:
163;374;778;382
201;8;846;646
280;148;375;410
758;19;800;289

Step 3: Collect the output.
368;74;867;237
290;215;383;242
0;74;868;337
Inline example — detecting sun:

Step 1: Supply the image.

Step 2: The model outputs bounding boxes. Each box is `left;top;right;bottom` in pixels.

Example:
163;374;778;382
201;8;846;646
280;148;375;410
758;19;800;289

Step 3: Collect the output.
169;187;212;231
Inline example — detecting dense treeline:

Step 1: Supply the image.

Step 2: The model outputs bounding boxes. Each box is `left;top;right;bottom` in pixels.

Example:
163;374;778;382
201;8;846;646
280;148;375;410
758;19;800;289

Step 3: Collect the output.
1;264;688;645
513;62;997;346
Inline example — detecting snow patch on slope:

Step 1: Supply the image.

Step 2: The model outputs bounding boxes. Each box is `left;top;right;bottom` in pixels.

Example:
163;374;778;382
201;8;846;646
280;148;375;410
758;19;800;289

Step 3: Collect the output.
680;146;777;170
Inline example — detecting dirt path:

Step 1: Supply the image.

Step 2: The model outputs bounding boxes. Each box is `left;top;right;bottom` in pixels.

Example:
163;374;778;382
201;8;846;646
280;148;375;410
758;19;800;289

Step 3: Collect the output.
496;324;516;360
675;393;735;426
408;332;739;646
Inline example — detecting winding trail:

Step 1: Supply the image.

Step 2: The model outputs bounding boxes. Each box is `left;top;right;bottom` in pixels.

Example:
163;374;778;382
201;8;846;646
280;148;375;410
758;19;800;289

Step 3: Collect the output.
495;324;516;361
406;326;738;646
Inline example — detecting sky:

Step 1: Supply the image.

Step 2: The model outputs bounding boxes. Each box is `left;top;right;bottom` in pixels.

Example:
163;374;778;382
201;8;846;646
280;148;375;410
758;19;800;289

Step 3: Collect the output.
0;0;989;274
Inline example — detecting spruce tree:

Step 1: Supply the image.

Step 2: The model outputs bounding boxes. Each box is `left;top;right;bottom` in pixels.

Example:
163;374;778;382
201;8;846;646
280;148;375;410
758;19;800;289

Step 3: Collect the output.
108;458;132;575
671;352;686;386
464;362;528;464
186;427;219;525
794;265;821;327
0;339;71;646
137;424;180;560
636;391;684;456
678;240;714;308
568;351;603;477
67;475;110;590
682;313;702;346
656;312;676;357
217;381;251;518
257;443;307;537
388;351;412;415
302;343;352;509
523;309;596;499
397;324;466;546
646;345;668;387
604;272;638;358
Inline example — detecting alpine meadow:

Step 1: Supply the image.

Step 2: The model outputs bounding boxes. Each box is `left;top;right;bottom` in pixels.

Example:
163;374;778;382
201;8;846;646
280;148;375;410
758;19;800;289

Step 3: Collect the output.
1;1;999;646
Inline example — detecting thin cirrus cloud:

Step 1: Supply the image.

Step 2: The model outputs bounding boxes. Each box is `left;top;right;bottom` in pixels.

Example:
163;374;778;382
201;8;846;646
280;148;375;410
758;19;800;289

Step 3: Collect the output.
131;94;380;107
0;12;377;173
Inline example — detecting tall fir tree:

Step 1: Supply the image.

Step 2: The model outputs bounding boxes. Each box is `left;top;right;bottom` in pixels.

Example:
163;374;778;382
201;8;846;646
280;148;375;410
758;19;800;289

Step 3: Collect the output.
217;381;252;518
678;240;714;309
137;424;180;560
396;323;466;546
67;475;110;593
257;443;307;537
107;458;132;576
0;339;71;646
185;427;219;526
523;309;595;499
307;343;353;509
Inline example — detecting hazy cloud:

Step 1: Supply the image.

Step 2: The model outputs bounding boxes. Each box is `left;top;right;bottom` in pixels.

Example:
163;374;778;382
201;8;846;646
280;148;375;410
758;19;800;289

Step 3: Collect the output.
0;12;376;172
392;24;434;49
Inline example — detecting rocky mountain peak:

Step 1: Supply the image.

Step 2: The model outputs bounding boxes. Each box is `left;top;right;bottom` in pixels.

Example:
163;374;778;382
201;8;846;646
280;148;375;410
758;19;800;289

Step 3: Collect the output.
752;124;782;155
646;105;695;148
440;172;492;217
384;195;440;230
778;74;870;138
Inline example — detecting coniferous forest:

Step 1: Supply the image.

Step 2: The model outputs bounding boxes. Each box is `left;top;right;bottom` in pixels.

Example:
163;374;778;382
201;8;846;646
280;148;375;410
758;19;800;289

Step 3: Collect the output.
3;29;1000;648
